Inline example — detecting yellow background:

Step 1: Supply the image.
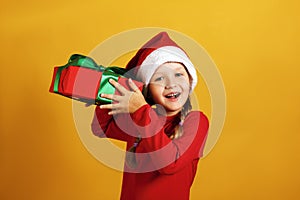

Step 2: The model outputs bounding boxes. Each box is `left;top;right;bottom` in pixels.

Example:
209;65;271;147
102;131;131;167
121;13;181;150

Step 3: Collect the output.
1;0;299;199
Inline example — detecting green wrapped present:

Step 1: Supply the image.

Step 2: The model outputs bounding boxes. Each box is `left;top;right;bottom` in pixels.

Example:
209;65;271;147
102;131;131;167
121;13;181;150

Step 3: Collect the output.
49;54;144;105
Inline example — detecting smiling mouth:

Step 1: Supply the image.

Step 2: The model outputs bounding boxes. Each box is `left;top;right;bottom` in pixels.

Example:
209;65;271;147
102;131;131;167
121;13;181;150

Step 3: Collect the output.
165;92;181;99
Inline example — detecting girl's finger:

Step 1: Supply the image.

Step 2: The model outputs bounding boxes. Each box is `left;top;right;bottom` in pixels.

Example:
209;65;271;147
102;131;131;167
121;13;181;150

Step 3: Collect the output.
100;93;120;101
100;93;112;100
109;79;127;94
108;111;115;115
100;103;122;111
128;78;140;93
100;104;114;110
108;109;121;115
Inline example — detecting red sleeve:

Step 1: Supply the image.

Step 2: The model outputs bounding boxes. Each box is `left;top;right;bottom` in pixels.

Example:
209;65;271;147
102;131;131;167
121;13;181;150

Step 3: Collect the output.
91;106;136;142
131;104;209;175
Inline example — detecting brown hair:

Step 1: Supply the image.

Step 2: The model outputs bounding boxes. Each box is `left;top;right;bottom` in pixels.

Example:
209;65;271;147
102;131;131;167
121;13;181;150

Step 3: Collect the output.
172;98;192;139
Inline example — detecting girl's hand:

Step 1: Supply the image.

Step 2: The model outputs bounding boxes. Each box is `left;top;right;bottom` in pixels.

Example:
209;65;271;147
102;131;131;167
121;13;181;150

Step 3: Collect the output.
100;78;147;115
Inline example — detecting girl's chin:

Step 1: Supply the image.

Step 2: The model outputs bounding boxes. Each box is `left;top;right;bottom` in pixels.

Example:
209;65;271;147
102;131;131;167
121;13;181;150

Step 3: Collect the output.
164;99;186;107
164;105;184;115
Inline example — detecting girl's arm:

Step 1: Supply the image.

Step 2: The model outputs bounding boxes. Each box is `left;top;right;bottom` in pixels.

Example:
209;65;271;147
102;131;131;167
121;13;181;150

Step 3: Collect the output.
131;104;209;175
91;106;136;142
91;78;147;143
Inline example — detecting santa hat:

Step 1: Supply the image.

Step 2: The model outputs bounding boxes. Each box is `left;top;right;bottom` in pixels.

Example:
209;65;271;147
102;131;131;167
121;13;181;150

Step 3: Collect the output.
126;32;197;91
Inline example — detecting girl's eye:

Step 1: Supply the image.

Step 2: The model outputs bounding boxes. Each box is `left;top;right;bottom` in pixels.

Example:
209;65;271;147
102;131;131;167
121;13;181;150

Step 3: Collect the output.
154;77;164;82
175;73;183;77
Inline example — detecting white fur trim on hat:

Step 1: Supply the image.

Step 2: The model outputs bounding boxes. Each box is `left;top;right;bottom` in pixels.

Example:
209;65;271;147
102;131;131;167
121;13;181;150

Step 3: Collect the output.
136;46;197;91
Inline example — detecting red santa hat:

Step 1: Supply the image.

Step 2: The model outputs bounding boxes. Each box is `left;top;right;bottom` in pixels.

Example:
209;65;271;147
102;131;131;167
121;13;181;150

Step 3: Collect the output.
126;32;197;91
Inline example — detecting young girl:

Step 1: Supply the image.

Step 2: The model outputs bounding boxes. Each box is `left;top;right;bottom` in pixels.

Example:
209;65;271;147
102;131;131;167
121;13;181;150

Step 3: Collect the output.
91;32;209;200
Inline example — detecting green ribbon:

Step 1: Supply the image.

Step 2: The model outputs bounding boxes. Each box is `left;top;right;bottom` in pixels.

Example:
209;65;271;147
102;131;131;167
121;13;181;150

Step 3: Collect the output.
53;54;128;104
96;70;119;104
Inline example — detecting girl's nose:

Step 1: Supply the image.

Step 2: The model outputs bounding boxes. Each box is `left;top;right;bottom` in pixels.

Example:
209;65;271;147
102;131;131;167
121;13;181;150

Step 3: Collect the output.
164;78;177;89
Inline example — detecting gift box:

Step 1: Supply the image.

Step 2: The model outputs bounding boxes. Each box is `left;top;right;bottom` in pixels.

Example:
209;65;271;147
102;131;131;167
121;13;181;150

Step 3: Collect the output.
49;54;144;105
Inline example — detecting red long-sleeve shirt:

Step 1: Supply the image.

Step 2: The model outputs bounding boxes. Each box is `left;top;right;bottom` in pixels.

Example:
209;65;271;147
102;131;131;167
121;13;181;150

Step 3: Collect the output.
91;104;209;200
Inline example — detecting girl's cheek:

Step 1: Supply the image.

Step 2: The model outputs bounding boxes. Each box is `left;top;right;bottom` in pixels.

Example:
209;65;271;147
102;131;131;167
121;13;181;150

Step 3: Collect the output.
176;78;190;86
153;82;166;88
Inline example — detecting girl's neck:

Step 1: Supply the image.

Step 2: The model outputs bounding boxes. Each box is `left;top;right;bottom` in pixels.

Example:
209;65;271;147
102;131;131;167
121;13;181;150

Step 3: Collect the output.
153;105;181;117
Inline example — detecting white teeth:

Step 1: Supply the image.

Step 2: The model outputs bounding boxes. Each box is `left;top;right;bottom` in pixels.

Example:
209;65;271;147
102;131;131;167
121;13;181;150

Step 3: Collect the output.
165;92;180;98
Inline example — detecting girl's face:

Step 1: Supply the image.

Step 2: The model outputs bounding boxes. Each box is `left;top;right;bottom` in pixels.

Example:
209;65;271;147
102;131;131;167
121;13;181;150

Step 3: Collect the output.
148;62;191;116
